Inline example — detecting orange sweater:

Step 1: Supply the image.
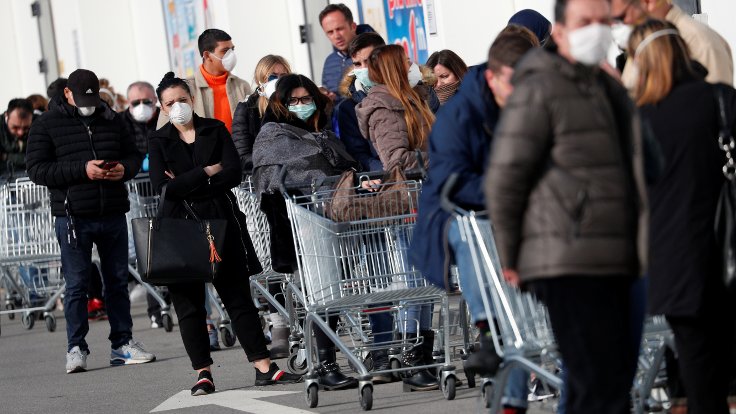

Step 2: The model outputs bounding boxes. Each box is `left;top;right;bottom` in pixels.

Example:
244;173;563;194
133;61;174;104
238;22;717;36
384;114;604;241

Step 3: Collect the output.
200;65;233;132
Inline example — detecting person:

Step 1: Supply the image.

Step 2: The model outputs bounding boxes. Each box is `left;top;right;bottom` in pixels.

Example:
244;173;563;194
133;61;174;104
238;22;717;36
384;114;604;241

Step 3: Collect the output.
147;72;302;395
508;9;553;45
26;68;155;374
484;0;649;412
410;29;539;413
99;78;127;112
318;3;374;101
630;19;736;414
425;50;468;105
1;98;33;176
123;82;160;158
157;29;251;131
611;0;733;88
27;94;49;118
232;55;291;173
252;73;360;391
46;77;68;102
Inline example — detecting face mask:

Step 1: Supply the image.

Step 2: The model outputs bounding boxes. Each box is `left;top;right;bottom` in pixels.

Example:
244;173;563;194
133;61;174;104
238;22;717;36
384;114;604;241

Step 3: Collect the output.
169;102;193;125
353;68;375;90
131;103;154;122
408;63;423;87
289;103;317;122
611;23;633;50
78;106;96;117
567;23;613;66
257;78;279;99
212;49;237;72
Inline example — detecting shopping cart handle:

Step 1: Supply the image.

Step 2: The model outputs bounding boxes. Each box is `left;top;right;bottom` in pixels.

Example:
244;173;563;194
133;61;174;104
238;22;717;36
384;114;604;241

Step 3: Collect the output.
440;173;461;213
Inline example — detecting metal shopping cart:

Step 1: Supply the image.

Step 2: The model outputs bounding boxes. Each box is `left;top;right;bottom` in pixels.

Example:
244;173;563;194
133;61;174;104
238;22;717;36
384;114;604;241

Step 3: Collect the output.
280;168;458;411
0;177;65;334
631;315;675;414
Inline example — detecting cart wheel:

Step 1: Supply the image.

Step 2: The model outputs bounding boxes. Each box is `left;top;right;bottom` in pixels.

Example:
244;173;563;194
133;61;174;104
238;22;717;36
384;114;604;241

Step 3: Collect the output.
220;327;236;347
390;358;402;380
442;375;456;400
306;383;319;408
360;384;373;411
363;353;374;372
45;315;56;332
162;314;174;332
290;343;301;355
21;312;34;330
466;372;476;389
482;382;493;408
6;303;15;320
287;353;308;375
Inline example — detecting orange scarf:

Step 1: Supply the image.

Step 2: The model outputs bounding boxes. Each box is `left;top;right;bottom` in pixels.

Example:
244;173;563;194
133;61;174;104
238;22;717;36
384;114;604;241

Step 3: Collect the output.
200;65;233;132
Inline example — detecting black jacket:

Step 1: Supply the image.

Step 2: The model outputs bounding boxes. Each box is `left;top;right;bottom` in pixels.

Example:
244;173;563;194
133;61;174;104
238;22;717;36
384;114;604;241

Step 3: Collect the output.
0;113;28;177
122;107;160;155
231;93;261;174
26;97;142;217
148;115;262;278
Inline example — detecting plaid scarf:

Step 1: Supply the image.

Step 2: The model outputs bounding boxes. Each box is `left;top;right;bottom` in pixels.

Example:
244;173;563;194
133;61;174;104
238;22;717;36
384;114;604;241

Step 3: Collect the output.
434;81;460;105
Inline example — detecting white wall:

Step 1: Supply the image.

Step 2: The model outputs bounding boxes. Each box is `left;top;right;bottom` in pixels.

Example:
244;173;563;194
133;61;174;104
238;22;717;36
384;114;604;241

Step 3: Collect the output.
0;0;46;108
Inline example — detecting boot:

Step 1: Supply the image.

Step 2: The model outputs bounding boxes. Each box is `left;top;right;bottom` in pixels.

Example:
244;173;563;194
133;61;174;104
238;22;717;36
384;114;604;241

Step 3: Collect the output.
420;330;436;379
269;327;290;359
371;349;394;384
401;334;439;391
464;332;501;377
317;348;358;390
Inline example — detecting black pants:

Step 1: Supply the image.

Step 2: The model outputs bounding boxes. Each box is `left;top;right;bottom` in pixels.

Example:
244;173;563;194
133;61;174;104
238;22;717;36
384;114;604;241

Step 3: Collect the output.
530;275;639;414
169;275;270;370
666;298;735;414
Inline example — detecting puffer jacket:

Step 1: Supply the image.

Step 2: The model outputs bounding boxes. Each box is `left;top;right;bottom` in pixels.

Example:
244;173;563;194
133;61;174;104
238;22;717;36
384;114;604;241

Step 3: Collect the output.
26;97;142;217
355;84;430;170
231;93;261;174
485;48;648;282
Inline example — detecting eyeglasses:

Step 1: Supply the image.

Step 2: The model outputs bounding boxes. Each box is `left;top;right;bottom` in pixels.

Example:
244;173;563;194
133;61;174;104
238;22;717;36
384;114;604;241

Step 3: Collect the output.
288;96;314;106
130;99;153;107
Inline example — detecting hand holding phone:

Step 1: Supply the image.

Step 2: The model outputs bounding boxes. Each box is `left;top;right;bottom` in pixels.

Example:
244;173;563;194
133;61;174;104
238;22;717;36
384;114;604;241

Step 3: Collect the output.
99;161;120;170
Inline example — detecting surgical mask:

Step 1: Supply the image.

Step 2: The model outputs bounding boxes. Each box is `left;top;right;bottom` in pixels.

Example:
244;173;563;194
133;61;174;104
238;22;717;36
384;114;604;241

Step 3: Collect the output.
408;63;423;87
212;49;237;72
131;103;154;122
611;23;633;50
353;68;375;90
568;23;613;66
169;102;193;125
257;78;279;99
78;106;96;117
289;103;317;122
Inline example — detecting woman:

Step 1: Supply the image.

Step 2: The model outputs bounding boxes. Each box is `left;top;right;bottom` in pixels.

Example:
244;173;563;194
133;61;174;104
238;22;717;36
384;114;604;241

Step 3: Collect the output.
425;49;467;105
147;72;302;396
630;20;736;414
253;74;360;391
355;44;438;391
232;55;291;173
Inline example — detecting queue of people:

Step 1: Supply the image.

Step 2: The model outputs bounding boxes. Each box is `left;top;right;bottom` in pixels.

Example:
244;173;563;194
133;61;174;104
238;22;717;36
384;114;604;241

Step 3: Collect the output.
3;1;735;413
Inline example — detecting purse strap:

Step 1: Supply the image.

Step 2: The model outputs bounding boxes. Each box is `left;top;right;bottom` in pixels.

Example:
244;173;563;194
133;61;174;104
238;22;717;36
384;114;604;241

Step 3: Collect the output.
715;86;736;181
156;184;203;223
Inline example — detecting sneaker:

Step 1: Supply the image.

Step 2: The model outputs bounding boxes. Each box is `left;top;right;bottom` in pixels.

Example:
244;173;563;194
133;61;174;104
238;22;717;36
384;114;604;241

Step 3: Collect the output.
191;370;216;396
66;346;89;374
110;339;156;366
254;362;303;386
150;315;162;329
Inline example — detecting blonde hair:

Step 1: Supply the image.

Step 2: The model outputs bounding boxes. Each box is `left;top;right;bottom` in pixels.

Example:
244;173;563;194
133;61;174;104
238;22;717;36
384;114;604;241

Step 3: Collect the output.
253;55;292;116
368;44;435;151
629;19;694;106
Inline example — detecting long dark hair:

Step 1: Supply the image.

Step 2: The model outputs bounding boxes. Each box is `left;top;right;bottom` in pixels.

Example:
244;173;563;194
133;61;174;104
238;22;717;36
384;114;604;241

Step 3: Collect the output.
267;74;330;131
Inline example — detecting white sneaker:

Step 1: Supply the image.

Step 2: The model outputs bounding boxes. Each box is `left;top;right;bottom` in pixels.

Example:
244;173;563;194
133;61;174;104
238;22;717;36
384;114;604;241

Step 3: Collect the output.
110;339;156;366
66;346;89;374
129;284;147;304
150;315;161;329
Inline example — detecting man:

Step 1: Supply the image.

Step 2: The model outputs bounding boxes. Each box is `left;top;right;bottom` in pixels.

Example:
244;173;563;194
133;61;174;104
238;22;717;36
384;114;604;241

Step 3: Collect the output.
157;29;251;131
46;77;68;102
0;98;33;176
485;1;648;413
123;81;159;156
26;68;154;374
612;0;733;88
409;27;538;414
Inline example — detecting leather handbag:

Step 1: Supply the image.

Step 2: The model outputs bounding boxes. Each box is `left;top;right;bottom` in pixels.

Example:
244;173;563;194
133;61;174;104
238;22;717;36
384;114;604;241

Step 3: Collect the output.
714;86;736;295
132;185;227;285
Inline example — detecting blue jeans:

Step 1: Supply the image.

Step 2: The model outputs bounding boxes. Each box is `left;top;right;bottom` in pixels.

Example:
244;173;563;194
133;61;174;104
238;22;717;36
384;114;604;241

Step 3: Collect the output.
55;215;133;352
392;227;432;333
448;220;529;408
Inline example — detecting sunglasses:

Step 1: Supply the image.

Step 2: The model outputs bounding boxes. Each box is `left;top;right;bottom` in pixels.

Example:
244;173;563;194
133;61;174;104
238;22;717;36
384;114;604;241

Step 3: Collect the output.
288;96;314;106
130;99;153;107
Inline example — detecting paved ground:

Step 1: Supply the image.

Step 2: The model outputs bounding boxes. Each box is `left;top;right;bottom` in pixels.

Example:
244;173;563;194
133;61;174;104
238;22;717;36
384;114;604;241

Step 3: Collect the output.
0;299;559;414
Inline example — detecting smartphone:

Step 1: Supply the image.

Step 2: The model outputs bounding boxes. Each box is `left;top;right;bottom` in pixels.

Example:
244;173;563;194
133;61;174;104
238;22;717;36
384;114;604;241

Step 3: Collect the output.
100;161;119;170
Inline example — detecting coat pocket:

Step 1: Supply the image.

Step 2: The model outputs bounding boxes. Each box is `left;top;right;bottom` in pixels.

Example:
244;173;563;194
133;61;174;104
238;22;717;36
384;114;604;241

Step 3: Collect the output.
539;167;590;240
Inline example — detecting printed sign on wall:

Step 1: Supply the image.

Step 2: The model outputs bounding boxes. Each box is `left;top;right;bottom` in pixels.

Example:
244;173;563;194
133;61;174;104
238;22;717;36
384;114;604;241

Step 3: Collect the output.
357;0;429;64
161;0;213;78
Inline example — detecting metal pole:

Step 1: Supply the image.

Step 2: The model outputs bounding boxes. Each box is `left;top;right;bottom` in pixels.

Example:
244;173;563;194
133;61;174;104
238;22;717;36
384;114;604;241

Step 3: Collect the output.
31;0;60;86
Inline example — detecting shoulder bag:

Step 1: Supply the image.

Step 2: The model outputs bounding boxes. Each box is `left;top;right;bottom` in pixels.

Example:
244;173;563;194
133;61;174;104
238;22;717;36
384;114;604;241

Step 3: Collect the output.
714;86;736;295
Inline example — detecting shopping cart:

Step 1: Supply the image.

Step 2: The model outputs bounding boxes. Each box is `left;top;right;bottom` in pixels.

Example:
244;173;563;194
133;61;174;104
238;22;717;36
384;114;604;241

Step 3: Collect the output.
0;177;65;334
631;315;675;414
280;167;458;411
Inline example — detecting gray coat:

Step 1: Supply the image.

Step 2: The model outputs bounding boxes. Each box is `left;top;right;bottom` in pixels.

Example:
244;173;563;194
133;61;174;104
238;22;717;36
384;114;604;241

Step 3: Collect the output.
485;49;649;282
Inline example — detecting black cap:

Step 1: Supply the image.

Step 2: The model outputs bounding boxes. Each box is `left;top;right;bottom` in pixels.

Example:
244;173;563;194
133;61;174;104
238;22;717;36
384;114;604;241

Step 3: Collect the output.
67;69;101;107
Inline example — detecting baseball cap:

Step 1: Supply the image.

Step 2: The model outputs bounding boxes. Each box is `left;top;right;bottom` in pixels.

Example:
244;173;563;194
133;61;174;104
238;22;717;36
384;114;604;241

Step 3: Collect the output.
67;69;101;107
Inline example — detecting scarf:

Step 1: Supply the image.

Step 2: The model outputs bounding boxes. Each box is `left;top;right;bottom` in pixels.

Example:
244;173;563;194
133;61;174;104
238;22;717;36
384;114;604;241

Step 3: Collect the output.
434;81;460;105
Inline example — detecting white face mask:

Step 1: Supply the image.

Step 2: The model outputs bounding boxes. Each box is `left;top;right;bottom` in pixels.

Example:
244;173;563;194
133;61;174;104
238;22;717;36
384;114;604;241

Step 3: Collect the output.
257;78;279;99
212;49;237;72
131;103;154;122
408;63;423;87
169;102;193;125
567;23;613;66
611;23;633;50
78;106;96;117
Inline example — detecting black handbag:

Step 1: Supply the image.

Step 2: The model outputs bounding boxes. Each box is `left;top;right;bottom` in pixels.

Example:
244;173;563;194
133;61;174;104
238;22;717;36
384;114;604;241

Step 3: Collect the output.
714;86;736;295
132;185;227;285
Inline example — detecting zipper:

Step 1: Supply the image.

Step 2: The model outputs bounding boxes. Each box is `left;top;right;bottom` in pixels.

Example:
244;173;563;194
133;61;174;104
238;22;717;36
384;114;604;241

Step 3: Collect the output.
146;219;153;279
84;123;105;214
